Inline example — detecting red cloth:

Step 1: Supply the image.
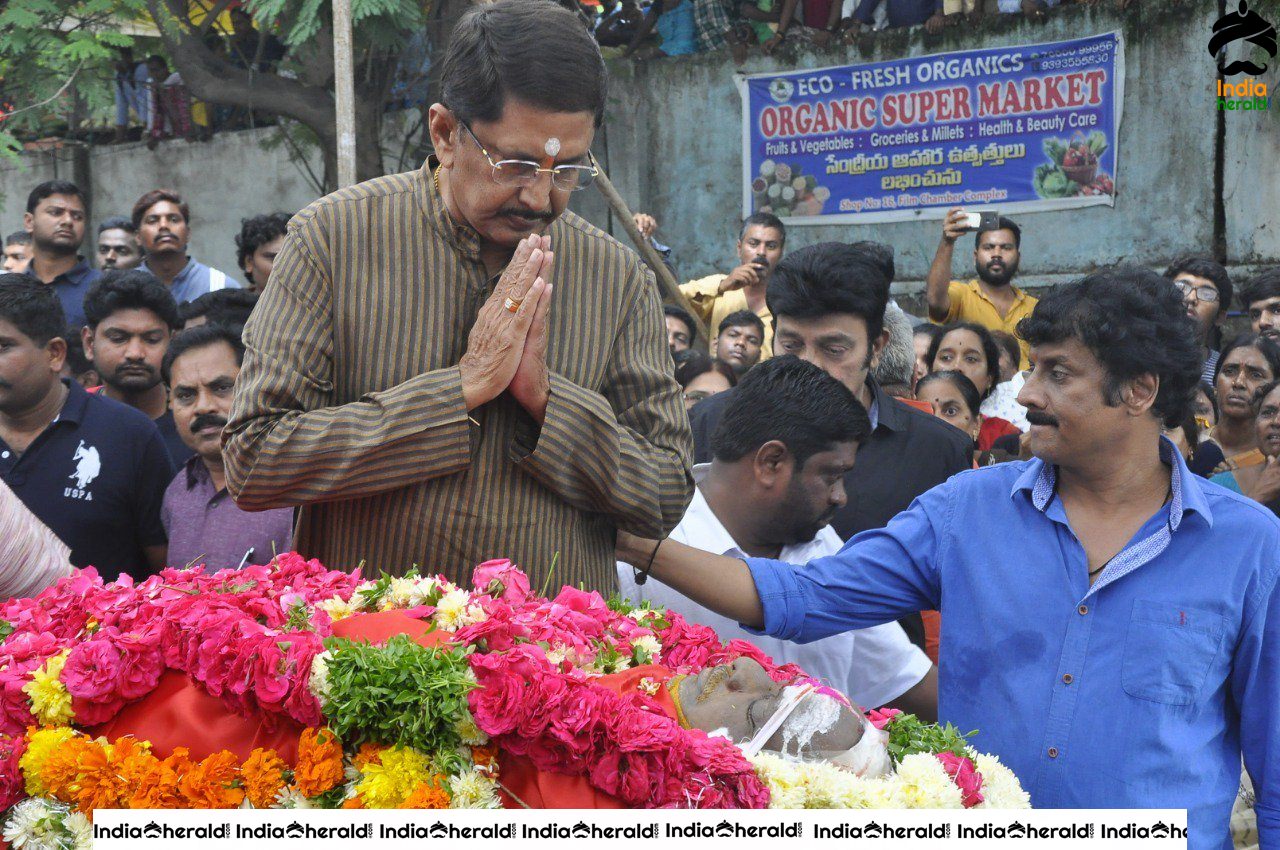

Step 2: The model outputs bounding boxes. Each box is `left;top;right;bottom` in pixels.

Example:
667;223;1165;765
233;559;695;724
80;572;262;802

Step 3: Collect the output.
977;416;1020;452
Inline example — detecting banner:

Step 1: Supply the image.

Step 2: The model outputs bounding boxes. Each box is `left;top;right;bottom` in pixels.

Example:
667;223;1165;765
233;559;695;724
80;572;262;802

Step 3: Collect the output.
94;808;1188;850
737;32;1124;224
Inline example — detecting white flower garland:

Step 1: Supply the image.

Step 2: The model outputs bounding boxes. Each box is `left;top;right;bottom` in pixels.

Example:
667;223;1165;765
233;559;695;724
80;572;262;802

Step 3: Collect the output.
748;749;1031;810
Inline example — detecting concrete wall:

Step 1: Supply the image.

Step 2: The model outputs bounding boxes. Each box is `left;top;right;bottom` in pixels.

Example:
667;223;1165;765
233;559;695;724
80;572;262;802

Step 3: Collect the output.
596;0;1251;289
2;0;1274;296
0;128;324;285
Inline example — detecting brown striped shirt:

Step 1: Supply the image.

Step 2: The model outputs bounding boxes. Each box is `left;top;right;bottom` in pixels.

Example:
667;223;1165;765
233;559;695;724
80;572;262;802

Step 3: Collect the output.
223;164;694;591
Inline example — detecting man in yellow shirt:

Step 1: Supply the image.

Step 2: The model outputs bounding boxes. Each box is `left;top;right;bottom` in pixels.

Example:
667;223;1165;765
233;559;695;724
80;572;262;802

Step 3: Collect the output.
925;209;1036;369
679;213;784;359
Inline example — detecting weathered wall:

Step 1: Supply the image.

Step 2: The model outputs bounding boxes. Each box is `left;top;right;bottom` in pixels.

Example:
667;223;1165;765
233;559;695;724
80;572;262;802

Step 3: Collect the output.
597;0;1254;289
0;129;323;285
0;0;1274;296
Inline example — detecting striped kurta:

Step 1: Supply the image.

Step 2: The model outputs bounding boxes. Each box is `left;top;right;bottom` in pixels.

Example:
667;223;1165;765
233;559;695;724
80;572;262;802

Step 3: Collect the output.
223;164;694;591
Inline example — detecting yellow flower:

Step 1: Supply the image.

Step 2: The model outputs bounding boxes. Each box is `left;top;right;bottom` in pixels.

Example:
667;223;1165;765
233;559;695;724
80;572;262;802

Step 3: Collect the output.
355;747;434;808
22;650;74;727
19;727;77;795
317;597;358;623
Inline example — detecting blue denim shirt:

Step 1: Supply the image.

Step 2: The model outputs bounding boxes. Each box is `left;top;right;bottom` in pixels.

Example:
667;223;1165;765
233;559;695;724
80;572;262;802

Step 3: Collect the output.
746;440;1279;850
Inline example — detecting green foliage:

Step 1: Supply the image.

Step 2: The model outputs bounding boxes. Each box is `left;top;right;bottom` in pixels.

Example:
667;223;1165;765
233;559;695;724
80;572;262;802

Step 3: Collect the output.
321;634;478;753
0;619;13;642
244;0;425;50
883;712;977;764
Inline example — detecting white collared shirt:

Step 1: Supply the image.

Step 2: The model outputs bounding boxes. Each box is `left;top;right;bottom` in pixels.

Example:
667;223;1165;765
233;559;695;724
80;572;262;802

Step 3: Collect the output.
617;466;931;709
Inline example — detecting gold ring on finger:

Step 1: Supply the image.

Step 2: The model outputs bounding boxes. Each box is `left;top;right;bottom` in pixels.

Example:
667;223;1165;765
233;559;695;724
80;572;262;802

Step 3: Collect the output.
503;297;522;313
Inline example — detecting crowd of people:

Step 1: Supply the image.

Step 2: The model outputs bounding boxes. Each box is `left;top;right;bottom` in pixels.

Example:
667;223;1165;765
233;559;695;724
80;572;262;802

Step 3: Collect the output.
585;0;1119;60
0;178;293;592
0;0;1274;841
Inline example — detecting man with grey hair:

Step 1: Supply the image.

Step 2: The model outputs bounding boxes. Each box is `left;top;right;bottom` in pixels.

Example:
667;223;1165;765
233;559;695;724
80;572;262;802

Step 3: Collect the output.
871;302;917;398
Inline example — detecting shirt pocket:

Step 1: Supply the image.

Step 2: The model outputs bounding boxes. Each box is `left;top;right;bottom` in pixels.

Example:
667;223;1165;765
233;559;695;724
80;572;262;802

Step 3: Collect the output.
1121;599;1227;706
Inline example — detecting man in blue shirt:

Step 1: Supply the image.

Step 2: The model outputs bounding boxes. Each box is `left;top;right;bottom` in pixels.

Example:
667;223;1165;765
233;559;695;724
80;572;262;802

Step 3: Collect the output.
621;267;1278;850
0;276;173;580
21;180;101;329
133;189;241;305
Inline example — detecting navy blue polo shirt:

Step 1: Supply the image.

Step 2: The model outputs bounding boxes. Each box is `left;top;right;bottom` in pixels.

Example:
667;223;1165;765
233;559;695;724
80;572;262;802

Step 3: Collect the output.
0;380;174;580
25;257;101;330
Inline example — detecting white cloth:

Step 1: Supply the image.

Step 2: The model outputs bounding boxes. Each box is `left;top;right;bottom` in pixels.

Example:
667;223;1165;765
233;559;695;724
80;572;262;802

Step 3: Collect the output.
617;466;931;709
0;479;72;599
980;371;1029;432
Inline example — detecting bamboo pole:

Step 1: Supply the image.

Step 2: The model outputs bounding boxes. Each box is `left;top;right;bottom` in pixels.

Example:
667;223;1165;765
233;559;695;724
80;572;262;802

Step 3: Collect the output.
592;166;708;341
333;0;356;188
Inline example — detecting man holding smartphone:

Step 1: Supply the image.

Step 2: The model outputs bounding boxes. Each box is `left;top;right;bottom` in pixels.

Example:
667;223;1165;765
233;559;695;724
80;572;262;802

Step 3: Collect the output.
926;208;1036;369
680;212;786;361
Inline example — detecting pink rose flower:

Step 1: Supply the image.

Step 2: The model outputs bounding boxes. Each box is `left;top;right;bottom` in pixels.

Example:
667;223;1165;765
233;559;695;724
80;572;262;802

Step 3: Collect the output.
0;734;26;810
62;638;124;701
472;559;532;605
866;707;902;730
936;752;984;808
606;702;682;753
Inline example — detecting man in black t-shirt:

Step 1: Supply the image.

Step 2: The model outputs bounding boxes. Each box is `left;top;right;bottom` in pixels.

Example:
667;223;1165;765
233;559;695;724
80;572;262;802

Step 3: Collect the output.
0;276;173;579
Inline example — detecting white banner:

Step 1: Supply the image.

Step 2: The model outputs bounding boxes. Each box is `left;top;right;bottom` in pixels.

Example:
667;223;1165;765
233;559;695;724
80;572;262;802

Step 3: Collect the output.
94;808;1188;850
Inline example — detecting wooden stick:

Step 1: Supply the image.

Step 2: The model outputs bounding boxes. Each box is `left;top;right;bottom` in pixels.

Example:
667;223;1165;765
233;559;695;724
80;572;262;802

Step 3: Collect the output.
592;165;709;341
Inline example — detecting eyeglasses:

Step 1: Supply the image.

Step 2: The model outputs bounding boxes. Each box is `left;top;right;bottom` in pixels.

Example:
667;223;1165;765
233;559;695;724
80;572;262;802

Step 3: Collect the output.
459;122;598;192
1173;280;1220;304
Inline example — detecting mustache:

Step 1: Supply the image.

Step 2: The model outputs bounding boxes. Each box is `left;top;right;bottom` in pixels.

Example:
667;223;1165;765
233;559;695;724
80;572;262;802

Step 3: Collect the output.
190;413;227;434
1221;59;1269;75
1026;411;1060;427
116;363;156;375
499;208;554;222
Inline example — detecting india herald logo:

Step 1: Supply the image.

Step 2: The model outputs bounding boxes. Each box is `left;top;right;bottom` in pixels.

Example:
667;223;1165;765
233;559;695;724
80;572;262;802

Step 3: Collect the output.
1209;0;1278;75
65;439;100;501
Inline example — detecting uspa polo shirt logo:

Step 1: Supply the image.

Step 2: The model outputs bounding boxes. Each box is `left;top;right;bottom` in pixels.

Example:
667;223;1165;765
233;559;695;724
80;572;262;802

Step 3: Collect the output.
0;380;174;579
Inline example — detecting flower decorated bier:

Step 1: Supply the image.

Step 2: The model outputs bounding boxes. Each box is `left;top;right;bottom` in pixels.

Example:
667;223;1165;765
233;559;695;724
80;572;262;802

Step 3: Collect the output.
0;554;1029;840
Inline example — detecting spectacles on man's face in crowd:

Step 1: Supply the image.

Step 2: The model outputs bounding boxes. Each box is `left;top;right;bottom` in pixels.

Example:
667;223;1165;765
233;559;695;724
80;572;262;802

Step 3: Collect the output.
459;121;598;193
1173;280;1220;304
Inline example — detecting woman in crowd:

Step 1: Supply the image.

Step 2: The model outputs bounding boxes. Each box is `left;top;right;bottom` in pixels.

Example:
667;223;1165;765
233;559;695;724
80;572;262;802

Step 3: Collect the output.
1190;333;1280;477
1210;380;1280;514
673;348;737;411
1191;381;1218;432
925;322;1019;450
915;369;1016;456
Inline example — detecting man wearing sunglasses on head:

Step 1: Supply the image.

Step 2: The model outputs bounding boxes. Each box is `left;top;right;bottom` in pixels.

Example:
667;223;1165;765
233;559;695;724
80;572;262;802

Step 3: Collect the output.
224;0;693;592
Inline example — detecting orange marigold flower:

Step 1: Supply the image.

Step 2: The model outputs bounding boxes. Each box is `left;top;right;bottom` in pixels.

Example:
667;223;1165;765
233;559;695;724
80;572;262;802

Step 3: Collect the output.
294;728;344;798
129;748;191;809
179;750;246;809
242;748;288;809
402;780;450;809
42;736;128;811
341;794;366;809
353;743;386;769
